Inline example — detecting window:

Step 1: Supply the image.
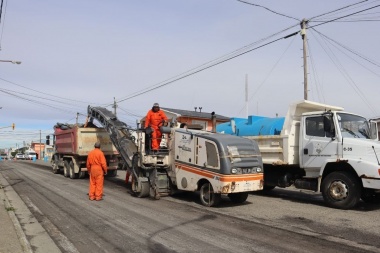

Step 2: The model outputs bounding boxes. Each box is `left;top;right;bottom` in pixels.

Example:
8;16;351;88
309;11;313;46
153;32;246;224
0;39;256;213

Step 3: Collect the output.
192;120;207;130
306;116;334;138
205;141;218;167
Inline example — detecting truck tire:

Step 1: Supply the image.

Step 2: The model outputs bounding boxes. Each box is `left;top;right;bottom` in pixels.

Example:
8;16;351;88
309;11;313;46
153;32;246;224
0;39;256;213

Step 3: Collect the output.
63;160;70;178
69;161;78;179
199;182;221;207
52;155;60;174
321;171;361;209
78;170;86;179
361;189;380;204
228;192;249;204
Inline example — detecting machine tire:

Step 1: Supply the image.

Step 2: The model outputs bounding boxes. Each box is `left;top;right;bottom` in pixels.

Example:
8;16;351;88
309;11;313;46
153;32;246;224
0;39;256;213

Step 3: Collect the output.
361;189;380;204
63;160;70;178
52;155;60;174
133;180;150;198
321;171;361;209
108;170;117;177
228;192;249;204
69;161;78;179
199;182;221;207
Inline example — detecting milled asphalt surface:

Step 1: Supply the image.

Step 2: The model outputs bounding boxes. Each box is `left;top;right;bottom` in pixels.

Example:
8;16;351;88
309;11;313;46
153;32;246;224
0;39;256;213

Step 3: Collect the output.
0;159;60;253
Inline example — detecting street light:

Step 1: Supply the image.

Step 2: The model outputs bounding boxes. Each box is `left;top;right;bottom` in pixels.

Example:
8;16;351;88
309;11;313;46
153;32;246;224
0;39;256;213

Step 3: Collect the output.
0;60;22;64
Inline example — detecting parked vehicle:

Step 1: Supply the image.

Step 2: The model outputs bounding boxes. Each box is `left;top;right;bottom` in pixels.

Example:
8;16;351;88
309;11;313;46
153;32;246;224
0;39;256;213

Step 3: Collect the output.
15;153;25;160
50;123;120;179
0;153;7;160
24;150;37;160
217;100;380;209
87;106;264;206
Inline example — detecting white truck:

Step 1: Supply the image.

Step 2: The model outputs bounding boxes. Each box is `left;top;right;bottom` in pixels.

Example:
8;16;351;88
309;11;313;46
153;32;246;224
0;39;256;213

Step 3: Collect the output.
217;100;380;209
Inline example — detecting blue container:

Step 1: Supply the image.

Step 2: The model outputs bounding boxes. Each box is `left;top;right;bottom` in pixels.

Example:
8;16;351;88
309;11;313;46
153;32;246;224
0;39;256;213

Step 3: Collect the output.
33;157;36;162
217;116;285;136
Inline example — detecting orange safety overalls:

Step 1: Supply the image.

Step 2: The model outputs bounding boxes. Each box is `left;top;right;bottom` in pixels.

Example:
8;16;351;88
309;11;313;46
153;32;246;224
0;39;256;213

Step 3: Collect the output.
145;109;168;150
86;148;108;200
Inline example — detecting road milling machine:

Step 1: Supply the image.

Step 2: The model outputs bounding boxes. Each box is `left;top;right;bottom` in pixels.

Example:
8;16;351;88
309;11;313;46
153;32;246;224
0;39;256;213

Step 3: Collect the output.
87;106;264;206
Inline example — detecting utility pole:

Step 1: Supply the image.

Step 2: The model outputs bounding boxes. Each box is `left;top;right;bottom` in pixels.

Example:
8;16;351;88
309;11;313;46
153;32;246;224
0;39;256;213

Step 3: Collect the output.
245;74;248;118
300;19;309;100
39;130;41;160
76;112;79;125
112;97;117;116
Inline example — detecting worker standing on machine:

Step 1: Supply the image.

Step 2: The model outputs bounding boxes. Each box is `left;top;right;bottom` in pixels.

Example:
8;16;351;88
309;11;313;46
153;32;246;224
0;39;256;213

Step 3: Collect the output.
144;103;168;152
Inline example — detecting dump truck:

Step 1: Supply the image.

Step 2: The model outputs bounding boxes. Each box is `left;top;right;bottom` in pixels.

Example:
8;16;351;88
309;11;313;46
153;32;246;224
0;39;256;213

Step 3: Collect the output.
87;106;264;206
217;100;380;209
50;123;120;179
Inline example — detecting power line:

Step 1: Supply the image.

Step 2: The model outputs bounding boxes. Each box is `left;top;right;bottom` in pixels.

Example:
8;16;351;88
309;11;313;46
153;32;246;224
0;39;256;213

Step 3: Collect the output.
308;4;380;29
236;0;299;21
117;30;299;104
309;0;370;21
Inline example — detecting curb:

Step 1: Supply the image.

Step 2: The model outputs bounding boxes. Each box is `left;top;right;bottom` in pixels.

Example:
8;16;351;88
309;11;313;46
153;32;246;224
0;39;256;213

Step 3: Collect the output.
2;188;33;253
0;174;33;253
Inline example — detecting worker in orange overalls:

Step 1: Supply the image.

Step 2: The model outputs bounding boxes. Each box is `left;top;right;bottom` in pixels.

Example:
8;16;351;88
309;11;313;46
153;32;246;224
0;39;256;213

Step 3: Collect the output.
144;103;168;152
87;141;108;201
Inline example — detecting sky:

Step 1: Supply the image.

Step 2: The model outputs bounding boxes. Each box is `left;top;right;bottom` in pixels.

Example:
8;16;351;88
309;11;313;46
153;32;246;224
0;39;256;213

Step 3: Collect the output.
0;0;379;149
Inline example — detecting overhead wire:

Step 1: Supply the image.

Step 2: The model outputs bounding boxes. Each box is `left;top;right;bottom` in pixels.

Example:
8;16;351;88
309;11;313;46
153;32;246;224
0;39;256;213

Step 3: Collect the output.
114;23;300;105
235;33;298;116
310;28;378;115
116;29;300;104
236;0;300;21
308;4;380;29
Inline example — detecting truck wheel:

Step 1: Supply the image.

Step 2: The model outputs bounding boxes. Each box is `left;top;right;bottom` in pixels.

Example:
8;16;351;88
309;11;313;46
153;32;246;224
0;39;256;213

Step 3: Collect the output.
199;182;221;207
78;170;86;179
69;161;78;179
63;161;70;178
228;192;249;204
52;155;60;174
321;171;361;209
361;189;380;204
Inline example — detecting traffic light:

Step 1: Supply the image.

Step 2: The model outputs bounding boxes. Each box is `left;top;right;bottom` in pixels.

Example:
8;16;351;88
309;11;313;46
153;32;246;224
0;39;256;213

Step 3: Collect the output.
46;135;50;145
12;123;15;130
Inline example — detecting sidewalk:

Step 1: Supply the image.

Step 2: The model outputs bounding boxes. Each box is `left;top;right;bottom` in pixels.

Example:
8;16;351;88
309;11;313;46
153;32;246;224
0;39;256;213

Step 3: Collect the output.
0;160;61;253
0;171;31;253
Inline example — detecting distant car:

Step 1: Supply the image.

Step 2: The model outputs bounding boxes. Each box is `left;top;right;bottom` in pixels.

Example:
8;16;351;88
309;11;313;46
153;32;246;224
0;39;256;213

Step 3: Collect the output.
15;153;25;160
24;151;37;160
0;153;7;160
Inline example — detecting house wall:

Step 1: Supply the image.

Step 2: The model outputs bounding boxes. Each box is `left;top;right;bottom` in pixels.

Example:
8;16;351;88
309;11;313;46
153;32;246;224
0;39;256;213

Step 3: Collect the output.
31;143;45;159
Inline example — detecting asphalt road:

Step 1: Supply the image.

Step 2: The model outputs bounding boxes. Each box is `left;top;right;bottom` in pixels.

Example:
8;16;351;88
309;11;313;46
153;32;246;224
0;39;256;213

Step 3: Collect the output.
1;160;380;253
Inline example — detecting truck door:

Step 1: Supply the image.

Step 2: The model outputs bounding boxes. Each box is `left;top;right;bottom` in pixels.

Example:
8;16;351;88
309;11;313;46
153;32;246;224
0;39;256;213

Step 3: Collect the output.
301;115;338;175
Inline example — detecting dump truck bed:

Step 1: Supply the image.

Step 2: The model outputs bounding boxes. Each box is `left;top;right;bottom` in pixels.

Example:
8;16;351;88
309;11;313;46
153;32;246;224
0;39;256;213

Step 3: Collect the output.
54;126;118;156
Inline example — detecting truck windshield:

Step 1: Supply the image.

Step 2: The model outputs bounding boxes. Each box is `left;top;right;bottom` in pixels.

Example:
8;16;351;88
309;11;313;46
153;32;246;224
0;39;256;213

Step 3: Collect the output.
337;113;370;139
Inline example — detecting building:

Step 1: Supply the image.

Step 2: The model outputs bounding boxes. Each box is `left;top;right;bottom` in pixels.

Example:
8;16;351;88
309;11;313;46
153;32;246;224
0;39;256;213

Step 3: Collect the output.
31;142;45;159
141;107;230;131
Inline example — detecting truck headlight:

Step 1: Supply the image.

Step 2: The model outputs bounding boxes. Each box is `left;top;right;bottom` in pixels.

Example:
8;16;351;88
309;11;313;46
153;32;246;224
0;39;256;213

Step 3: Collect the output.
256;167;262;173
231;168;237;174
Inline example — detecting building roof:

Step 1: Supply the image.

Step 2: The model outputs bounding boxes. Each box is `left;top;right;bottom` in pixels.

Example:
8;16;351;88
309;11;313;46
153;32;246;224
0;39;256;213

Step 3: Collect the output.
161;107;230;121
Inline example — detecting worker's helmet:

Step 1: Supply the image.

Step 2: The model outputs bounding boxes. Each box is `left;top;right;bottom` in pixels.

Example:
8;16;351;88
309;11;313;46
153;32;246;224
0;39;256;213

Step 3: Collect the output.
94;141;101;148
153;103;159;108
